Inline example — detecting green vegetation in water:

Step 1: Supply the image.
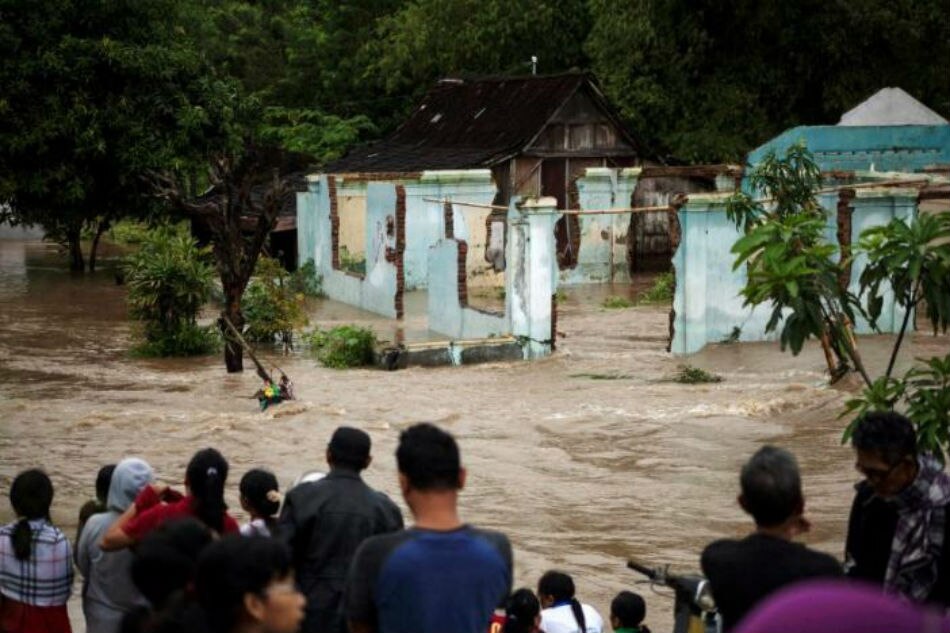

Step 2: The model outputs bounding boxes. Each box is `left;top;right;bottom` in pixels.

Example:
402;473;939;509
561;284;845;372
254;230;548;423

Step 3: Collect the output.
570;372;632;380
124;225;218;357
555;288;568;302
671;365;723;384
637;272;675;304
602;295;633;309
242;256;310;344
109;220;154;246
305;325;377;368
288;259;323;297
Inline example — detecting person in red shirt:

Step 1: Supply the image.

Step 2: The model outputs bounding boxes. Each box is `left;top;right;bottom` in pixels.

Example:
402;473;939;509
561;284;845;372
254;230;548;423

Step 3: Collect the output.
101;448;239;551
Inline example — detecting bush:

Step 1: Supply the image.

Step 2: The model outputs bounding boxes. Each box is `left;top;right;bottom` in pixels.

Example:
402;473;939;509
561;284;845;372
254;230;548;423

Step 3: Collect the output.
131;322;220;357
242;256;309;344
305;325;377;368
288;258;323;297
124;226;216;356
638;272;675;304
671;365;722;384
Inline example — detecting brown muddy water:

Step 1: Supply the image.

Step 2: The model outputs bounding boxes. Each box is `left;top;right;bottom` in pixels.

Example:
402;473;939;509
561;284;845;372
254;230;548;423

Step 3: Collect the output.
1;238;948;632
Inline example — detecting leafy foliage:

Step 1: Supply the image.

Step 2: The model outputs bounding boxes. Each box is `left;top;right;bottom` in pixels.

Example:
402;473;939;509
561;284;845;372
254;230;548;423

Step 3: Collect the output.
602;295;633;309
287;259;324;298
726;145;864;366
305;325;377;369
671;365;723;384
586;0;950;162
124;226;218;356
242;256;309;344
637;272;675;304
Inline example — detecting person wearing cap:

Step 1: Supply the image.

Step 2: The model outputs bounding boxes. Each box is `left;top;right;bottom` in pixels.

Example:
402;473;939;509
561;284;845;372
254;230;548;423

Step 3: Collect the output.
277;426;403;633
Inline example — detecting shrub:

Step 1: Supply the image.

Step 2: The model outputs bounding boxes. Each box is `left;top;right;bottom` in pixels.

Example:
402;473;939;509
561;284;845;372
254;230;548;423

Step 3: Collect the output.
671;365;723;384
638;272;675;304
242;256;309;344
124;226;217;356
288;258;323;297
305;325;376;368
602;295;633;309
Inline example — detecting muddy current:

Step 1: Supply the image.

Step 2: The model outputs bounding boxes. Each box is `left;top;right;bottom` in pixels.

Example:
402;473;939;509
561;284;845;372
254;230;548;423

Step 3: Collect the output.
1;239;948;632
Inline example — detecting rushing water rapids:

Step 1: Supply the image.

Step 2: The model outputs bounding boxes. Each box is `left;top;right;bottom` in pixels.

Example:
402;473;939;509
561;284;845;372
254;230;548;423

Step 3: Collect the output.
1;238;948;632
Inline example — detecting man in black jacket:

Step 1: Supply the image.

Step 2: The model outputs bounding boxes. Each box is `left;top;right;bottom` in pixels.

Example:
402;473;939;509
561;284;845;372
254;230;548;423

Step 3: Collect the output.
701;446;841;631
278;426;403;633
847;411;950;605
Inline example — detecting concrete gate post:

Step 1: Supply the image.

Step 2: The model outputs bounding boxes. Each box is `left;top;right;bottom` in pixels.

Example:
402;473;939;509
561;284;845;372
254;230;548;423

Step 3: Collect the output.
506;197;558;359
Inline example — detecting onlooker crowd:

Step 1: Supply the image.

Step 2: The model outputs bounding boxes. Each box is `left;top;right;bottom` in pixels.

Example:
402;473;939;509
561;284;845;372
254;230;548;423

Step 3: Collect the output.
3;413;950;633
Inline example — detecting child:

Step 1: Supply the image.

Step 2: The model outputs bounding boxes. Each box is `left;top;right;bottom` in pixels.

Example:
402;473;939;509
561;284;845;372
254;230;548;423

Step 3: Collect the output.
610;591;650;633
0;469;74;633
76;463;116;544
538;570;604;633
503;588;543;633
239;469;281;537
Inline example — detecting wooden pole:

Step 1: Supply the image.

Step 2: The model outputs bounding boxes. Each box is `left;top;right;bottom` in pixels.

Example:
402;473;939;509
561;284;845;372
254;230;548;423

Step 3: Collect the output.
221;316;272;383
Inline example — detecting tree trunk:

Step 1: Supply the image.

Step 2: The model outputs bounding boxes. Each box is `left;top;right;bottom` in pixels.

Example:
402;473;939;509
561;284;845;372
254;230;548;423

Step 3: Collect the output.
221;284;245;373
89;219;110;273
67;227;85;272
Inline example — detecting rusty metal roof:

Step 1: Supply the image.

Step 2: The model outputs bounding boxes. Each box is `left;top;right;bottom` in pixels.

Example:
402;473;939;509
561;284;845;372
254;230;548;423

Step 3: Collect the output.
326;72;640;173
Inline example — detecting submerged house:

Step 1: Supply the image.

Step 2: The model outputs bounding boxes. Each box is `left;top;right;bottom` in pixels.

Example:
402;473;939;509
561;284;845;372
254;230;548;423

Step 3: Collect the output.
329;71;643;208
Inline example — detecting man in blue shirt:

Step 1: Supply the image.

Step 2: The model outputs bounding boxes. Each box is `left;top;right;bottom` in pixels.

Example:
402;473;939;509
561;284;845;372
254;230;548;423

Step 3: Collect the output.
345;423;512;633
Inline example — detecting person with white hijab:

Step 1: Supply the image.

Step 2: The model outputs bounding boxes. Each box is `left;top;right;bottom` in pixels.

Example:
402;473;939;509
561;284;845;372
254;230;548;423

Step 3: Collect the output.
76;457;154;633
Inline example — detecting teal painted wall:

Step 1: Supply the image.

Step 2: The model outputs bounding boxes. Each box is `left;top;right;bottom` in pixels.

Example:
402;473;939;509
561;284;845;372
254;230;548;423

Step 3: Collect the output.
671;189;920;355
746;125;950;176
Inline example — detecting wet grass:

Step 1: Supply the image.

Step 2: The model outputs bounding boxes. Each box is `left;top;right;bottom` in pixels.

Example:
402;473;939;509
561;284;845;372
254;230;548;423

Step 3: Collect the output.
602;295;633;309
637;272;675;304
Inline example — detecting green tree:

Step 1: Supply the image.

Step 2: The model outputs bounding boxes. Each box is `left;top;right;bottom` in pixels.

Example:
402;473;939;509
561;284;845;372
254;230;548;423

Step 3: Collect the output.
0;0;234;271
586;0;950;163
727;145;950;453
242;255;309;347
124;226;218;356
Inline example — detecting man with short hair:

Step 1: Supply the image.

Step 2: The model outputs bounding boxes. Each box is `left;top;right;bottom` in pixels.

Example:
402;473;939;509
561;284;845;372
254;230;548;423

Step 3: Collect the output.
278;426;403;633
345;422;512;633
701;446;841;631
847;411;950;605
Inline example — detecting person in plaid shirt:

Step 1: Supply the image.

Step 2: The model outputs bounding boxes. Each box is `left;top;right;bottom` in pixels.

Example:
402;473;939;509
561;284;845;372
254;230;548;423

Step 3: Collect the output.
0;469;74;633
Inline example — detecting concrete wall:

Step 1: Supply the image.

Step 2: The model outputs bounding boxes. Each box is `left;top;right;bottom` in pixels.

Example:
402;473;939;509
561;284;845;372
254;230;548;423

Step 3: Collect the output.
403;171;498;290
427;239;508;339
670;188;920;355
561;167;640;284
297;176;401;318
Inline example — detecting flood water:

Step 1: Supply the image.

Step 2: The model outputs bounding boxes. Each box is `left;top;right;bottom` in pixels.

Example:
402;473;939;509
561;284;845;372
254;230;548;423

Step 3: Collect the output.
1;238;948;632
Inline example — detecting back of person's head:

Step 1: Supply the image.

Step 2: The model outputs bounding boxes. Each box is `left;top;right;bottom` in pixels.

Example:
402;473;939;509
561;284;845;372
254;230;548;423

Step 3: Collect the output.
327;426;371;471
739;446;803;527
108;458;154;513
96;464;118;503
239;469;280;523
131;518;213;609
538;570;586;633
9;468;54;561
194;535;296;633
396;423;461;490
504;588;541;633
852;411;917;465
186;448;229;533
611;591;647;630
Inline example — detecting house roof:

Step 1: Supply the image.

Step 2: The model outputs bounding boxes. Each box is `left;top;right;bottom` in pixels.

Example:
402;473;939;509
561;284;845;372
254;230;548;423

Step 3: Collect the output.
838;87;948;126
326;72;640;173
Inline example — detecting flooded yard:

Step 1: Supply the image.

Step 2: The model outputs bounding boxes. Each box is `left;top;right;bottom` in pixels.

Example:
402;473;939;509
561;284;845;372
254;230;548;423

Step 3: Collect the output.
1;238;948;631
